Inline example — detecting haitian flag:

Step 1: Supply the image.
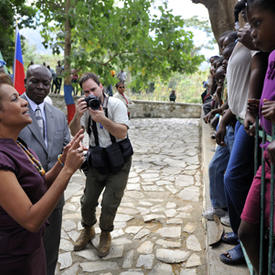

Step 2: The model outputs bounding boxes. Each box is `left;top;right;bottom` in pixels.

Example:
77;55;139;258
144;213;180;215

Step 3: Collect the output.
13;27;25;94
64;84;75;123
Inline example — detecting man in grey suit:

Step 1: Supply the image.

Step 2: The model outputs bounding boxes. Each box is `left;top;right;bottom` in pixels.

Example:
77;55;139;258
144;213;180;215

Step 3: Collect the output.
19;65;70;275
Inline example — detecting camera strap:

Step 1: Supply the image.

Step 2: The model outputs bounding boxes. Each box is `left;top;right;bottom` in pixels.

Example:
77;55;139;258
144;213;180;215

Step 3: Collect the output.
91;120;99;146
88;95;116;145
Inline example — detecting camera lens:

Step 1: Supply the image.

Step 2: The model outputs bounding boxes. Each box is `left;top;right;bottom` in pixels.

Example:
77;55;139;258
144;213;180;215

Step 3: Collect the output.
85;95;101;110
89;99;100;110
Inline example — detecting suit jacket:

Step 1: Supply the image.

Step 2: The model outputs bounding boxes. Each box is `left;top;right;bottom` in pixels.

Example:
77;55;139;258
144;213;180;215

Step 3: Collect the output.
19;94;70;207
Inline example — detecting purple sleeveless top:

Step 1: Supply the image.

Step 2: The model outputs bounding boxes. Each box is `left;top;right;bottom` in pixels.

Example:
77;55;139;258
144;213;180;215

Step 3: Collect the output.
0;138;47;259
260;50;275;136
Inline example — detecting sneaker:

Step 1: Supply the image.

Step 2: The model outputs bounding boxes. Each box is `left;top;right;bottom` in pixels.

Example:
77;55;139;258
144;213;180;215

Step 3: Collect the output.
74;226;95;251
221;213;231;227
203;208;227;220
211;131;216;139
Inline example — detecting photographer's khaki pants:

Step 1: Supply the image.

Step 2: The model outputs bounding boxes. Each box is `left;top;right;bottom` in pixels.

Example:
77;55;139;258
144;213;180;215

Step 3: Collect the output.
80;157;132;231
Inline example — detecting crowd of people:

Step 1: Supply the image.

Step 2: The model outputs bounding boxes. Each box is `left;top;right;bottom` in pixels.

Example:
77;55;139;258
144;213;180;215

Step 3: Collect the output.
202;0;275;273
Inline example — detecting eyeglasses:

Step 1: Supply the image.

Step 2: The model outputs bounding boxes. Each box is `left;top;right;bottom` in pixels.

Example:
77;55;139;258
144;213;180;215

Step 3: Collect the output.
118;86;125;89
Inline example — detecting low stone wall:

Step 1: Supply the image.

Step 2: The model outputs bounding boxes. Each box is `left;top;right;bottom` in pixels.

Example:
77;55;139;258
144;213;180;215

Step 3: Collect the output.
128;100;201;118
50;94;202;118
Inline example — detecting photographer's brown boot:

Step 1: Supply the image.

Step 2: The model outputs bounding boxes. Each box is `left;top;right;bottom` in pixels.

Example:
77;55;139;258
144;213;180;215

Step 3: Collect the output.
74;226;95;251
97;231;111;257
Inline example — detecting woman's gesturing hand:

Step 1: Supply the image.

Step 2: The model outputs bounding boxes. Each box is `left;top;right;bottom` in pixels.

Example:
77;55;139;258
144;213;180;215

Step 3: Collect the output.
63;129;86;173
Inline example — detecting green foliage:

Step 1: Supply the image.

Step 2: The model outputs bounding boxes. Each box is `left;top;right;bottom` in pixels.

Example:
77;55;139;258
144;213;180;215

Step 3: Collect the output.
184;16;216;50
0;0;36;66
130;70;208;103
35;0;204;88
184;16;212;36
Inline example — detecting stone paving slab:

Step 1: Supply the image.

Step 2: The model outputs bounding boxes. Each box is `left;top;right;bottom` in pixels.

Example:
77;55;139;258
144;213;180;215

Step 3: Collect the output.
56;118;206;275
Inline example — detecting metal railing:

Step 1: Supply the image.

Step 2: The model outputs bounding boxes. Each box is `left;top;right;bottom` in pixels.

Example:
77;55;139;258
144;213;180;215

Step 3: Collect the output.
242;120;274;274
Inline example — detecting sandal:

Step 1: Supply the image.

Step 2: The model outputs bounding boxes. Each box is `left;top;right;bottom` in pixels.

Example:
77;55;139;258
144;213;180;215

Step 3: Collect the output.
221;232;239;245
220;244;245;265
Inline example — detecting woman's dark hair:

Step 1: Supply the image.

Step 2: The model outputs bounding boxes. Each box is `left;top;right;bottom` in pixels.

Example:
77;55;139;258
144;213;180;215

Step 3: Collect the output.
222;41;237;60
0;74;14;110
209;55;220;63
218;31;232;47
219;31;237;48
226;31;238;43
234;0;247;22
214;56;224;68
79;72;100;88
247;0;275;12
115;81;124;88
0;73;13;86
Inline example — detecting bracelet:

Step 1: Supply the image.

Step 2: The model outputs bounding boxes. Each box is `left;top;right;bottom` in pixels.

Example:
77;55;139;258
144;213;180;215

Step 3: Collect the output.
57;154;64;167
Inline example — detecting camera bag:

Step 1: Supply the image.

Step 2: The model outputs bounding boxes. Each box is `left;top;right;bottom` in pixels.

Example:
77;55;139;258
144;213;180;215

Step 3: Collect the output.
104;105;133;170
85;101;133;174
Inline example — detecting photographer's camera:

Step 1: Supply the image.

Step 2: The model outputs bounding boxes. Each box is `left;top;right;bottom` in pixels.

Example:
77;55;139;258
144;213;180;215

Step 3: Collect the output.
85;94;101;110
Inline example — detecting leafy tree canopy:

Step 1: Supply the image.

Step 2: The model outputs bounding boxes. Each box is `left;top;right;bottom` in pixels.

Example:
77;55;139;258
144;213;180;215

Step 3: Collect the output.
0;0;36;66
34;0;204;89
184;16;216;50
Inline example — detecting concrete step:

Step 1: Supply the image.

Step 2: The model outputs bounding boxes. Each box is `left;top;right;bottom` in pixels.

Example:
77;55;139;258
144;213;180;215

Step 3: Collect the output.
201;119;250;275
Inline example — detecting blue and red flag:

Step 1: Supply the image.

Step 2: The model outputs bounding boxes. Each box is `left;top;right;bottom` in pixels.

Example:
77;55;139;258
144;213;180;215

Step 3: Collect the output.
13;27;25;95
64;84;75;123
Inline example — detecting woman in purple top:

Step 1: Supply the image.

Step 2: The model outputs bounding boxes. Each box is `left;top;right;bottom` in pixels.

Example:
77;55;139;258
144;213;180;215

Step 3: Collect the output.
0;81;85;275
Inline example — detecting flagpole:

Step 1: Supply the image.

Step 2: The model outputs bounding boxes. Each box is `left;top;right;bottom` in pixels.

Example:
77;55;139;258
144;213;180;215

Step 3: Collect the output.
13;25;18;85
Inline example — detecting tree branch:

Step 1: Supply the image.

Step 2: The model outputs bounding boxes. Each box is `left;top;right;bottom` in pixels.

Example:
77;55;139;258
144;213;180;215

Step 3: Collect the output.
191;0;213;8
102;51;130;66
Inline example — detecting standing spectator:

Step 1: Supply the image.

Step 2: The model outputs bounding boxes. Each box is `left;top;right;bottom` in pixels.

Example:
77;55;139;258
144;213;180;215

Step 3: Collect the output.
203;40;234;225
47;65;57;94
114;81;132;118
28;60;34;68
217;22;268;265
70;73;133;257
19;65;71;275
116;69;127;82
106;70;116;97
71;68;79;95
169;90;176;102
55;60;63;94
238;0;275;273
105;85;113;97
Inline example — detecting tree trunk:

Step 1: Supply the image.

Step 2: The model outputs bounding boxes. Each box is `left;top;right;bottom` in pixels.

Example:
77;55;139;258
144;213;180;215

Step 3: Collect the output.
191;0;237;48
64;0;71;86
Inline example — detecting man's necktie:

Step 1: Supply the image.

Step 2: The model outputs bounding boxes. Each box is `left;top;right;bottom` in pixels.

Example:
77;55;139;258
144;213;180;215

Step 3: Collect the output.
35;107;45;139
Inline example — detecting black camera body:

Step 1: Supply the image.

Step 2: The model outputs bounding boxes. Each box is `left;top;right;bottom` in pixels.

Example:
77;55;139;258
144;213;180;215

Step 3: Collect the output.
84;94;101;110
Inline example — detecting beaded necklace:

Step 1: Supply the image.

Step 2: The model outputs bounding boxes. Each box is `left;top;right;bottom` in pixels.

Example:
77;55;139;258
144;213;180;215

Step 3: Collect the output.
16;140;46;176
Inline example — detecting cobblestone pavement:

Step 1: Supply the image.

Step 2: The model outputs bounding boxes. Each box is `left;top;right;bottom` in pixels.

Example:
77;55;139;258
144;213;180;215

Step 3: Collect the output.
56;118;205;275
